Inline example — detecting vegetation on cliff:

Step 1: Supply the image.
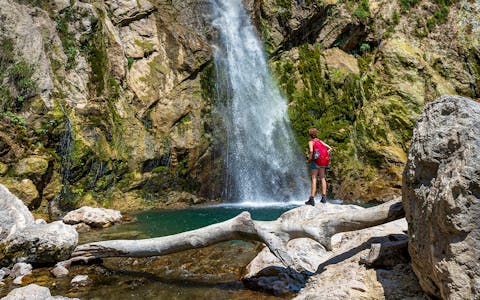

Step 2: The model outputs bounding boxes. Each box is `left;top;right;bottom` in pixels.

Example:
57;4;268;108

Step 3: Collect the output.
0;0;478;212
255;0;479;201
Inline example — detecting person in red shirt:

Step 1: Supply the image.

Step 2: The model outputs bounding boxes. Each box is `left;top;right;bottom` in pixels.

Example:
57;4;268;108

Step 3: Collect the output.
305;128;332;206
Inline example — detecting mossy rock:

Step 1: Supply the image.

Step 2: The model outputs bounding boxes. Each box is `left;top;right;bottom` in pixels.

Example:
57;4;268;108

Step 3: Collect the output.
13;156;49;178
0;162;8;176
0;177;39;207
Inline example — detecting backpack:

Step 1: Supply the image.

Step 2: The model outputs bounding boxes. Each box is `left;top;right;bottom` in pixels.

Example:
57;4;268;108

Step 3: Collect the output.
312;139;330;167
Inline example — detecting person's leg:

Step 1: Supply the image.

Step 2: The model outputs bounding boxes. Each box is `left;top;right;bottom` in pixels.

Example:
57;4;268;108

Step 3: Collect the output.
311;169;319;198
319;168;327;202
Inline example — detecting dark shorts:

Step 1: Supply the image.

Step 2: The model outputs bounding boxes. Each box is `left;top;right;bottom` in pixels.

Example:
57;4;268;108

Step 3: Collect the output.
310;162;327;170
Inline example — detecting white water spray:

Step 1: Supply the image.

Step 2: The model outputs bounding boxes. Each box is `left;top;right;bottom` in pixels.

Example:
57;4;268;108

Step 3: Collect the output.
210;0;308;203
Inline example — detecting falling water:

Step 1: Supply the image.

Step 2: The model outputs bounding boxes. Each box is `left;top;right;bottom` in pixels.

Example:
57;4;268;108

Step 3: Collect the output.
52;103;75;213
210;0;307;203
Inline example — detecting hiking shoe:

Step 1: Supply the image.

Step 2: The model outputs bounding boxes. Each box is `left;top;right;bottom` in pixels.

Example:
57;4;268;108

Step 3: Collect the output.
320;195;327;204
305;196;315;206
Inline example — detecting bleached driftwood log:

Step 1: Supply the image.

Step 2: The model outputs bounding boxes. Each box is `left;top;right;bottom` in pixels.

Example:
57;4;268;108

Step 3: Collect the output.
66;199;404;272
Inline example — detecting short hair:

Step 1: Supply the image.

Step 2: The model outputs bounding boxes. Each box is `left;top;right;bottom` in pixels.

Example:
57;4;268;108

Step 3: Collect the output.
308;128;318;138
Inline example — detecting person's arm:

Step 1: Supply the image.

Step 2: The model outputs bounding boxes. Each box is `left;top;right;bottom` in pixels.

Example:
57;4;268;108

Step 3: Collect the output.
308;140;314;161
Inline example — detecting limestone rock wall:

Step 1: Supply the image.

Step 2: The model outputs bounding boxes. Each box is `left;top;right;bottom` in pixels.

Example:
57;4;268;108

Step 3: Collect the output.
252;0;480;202
403;96;480;299
0;0;218;212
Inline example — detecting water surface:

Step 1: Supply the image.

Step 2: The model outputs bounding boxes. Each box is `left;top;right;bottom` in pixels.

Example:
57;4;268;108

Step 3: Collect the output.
81;204;300;243
0;205;299;300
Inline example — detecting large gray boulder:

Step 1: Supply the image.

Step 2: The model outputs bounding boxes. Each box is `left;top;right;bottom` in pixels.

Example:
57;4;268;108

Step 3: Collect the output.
403;95;480;299
4;221;78;264
0;185;78;265
0;185;34;241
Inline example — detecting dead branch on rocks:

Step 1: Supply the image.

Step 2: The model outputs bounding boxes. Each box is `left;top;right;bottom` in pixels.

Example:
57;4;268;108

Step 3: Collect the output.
66;200;404;272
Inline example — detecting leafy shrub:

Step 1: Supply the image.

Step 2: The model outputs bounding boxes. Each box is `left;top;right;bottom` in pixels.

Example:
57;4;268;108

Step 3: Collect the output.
353;0;370;21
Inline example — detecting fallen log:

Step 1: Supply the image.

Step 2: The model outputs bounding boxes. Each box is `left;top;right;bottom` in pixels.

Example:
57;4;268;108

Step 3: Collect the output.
66;199;404;272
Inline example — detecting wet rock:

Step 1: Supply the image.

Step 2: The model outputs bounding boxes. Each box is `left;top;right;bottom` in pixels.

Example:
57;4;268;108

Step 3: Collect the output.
42;172;62;203
63;206;122;228
71;275;91;287
1;283;79;299
9;263;32;279
0;268;8;280
51;264;69;278
72;223;91;233
403;95;480;299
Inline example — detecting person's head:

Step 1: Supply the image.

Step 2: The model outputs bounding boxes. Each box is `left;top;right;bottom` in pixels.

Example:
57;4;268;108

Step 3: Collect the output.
308;128;318;138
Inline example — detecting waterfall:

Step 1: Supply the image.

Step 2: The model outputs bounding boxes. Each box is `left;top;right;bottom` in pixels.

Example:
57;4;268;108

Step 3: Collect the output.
52;103;75;213
210;0;308;203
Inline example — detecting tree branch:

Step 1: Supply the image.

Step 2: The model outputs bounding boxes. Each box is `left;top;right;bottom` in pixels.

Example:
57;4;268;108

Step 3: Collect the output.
67;200;404;272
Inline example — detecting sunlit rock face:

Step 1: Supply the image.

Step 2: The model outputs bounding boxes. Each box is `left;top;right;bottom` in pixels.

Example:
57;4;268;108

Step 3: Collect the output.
0;0;479;210
403;96;480;299
0;0;219;211
248;0;480;203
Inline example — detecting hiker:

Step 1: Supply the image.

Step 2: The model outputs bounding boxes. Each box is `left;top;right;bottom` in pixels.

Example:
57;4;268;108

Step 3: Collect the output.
305;128;332;206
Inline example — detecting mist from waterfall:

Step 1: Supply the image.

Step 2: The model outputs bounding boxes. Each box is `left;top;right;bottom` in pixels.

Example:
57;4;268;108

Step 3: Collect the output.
210;0;308;203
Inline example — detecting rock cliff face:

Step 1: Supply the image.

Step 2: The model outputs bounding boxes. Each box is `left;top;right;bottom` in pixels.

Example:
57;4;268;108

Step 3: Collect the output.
0;0;218;212
0;0;479;211
252;0;479;202
403;96;480;299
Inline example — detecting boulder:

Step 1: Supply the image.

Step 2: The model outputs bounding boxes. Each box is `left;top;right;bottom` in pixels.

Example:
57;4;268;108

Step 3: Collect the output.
0;184;34;241
70;275;91;287
13;156;49;178
1;284;79;300
0;184;78;265
4;221;78;264
9;263;32;279
50;264;69;278
63;206;122;228
403;95;480;299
